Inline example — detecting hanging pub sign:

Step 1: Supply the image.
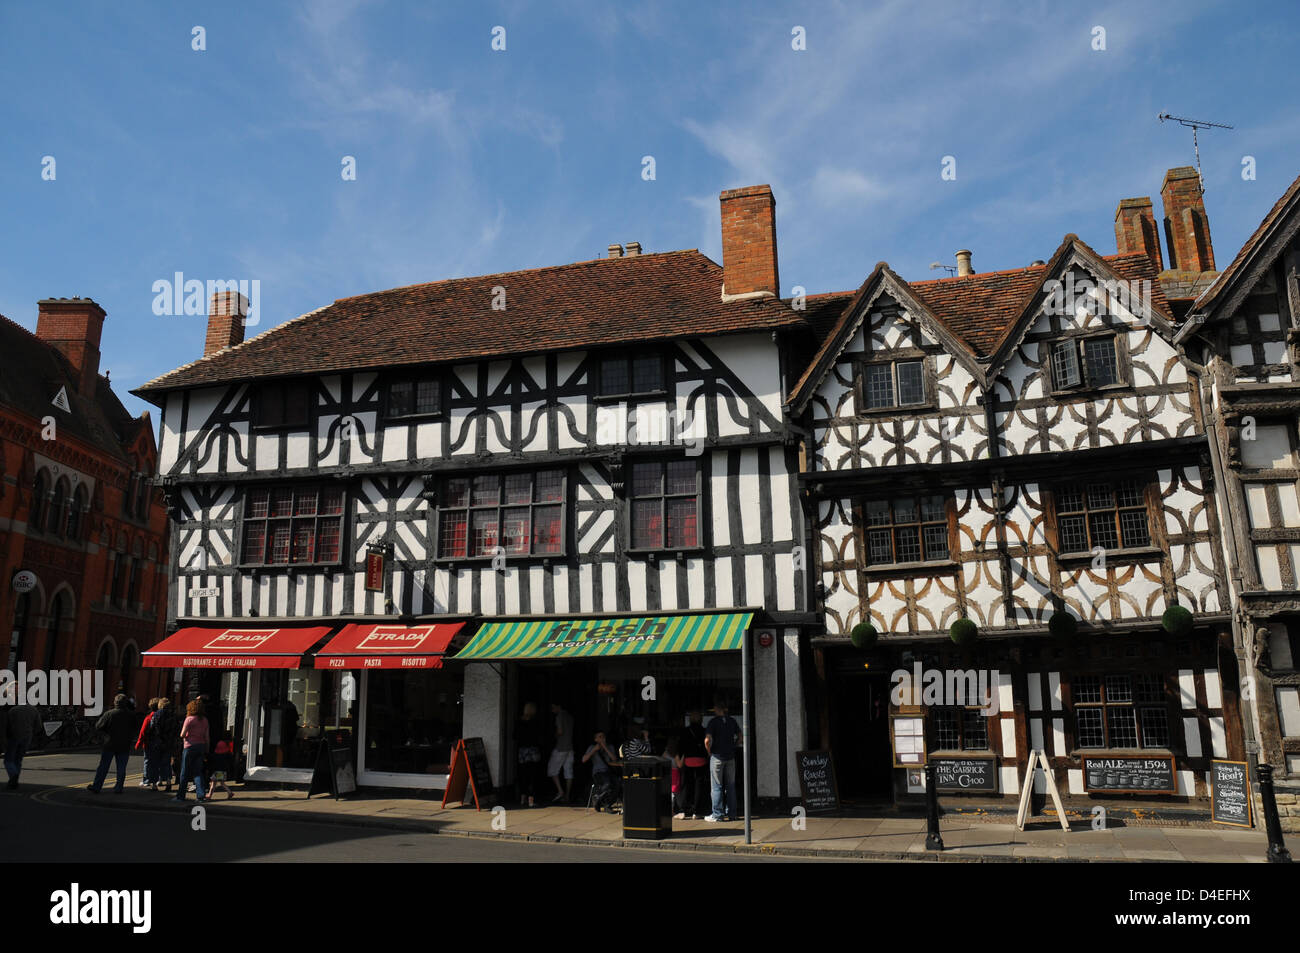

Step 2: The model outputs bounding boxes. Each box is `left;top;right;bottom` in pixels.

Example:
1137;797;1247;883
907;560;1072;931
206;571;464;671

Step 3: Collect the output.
307;739;357;800
1210;759;1252;827
442;737;495;810
364;546;385;592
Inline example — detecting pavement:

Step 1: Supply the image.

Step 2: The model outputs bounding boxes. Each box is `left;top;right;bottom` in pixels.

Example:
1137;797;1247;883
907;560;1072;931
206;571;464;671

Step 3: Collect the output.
24;755;1296;862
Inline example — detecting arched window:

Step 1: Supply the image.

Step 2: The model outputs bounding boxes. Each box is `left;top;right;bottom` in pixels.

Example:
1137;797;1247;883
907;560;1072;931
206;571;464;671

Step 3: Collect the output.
44;593;67;670
127;558;141;606
111;553;126;606
67;485;88;540
136;473;150;519
31;471;48;532
95;639;116;675
48;478;68;535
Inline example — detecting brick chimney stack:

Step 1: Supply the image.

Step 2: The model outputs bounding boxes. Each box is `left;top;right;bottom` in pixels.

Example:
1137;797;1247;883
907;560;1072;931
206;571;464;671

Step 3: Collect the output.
205;290;250;357
1161;167;1215;272
36;297;106;397
719;185;779;300
1114;197;1165;271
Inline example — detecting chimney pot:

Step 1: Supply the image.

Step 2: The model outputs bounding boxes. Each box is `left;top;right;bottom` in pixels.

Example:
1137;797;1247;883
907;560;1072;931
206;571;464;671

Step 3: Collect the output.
204;291;250;358
607;244;624;259
719;185;779;300
624;241;641;257
1114;196;1164;272
955;249;973;276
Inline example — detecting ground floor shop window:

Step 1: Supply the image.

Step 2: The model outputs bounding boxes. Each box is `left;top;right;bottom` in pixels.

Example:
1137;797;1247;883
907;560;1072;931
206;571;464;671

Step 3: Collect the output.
364;668;464;774
930;707;989;751
1072;673;1169;749
591;654;741;753
256;669;352;770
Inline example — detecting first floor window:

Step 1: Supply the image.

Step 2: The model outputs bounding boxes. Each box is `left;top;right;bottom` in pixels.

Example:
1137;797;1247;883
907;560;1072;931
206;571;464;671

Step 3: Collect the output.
629;460;700;549
1055;479;1151;554
386;374;441;418
598;350;665;398
864;494;950;565
242;485;344;565
1072;673;1168;749
252;380;311;429
438;469;565;558
931;707;990;751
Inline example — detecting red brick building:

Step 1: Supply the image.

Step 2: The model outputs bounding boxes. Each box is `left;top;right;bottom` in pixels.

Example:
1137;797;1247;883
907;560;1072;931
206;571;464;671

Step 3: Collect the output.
1;298;170;707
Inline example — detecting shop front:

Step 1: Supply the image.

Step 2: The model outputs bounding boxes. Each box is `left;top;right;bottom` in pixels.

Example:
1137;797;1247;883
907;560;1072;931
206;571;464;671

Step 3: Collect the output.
813;621;1243;811
450;612;759;806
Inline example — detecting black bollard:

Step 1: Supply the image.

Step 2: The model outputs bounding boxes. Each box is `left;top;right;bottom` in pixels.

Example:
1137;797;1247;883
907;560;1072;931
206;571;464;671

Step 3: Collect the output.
1258;764;1294;864
925;760;944;851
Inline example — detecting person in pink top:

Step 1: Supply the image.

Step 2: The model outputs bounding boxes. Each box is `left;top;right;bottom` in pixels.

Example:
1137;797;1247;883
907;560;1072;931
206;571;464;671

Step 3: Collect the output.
174;698;210;802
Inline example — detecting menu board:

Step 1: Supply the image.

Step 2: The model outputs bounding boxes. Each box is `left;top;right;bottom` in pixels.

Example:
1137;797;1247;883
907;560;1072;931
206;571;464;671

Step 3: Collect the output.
464;736;495;800
890;716;926;766
442;737;495;810
307;740;356;799
1210;760;1252;827
1082;756;1176;794
933;756;998;792
795;750;840;814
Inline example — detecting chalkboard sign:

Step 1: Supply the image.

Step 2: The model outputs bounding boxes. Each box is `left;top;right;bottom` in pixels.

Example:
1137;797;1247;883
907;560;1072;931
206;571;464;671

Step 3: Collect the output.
1082;756;1176;794
795;749;840;814
933;756;998;792
307;740;357;800
442;737;495;810
1210;759;1252;827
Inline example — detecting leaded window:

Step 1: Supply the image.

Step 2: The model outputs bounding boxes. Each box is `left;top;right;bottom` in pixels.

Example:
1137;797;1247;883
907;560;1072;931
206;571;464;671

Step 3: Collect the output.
1055;479;1151;554
932;707;990;751
598;351;665;398
629;460;700;550
1050;334;1122;391
438;469;565;559
864;495;950;566
242;485;345;566
385;375;441;418
862;359;926;410
1072;673;1169;749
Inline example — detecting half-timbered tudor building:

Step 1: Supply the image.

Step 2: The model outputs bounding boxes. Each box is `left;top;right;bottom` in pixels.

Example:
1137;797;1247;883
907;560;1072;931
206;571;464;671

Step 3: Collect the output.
787;181;1240;807
1173;170;1300;829
133;186;812;798
1;298;171;707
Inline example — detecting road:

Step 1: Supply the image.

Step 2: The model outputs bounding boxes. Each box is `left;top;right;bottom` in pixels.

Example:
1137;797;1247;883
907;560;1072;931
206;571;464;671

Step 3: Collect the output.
3;751;816;863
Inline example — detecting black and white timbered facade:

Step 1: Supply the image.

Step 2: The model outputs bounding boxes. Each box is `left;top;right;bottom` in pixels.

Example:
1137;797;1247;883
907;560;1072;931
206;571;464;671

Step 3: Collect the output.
136;194;813;798
789;234;1240;806
1177;170;1300;823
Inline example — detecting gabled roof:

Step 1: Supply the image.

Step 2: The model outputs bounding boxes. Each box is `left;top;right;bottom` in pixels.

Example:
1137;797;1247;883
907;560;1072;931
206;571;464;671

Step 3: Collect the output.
787;262;992;413
134;250;805;401
1184;170;1300;328
0;313;146;464
786;237;1175;414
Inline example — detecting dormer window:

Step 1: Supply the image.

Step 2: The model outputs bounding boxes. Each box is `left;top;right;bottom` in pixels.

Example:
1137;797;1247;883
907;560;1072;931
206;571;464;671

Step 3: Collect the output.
857;356;930;412
597;350;666;399
385;373;442;419
1049;333;1125;392
252;380;312;429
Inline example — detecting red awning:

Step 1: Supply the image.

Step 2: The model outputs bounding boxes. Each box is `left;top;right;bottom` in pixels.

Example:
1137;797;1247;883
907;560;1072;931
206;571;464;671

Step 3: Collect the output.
312;623;464;670
143;626;334;669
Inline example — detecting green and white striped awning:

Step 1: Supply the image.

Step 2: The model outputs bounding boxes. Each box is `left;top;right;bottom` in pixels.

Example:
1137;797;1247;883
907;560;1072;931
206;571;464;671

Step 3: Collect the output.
452;613;753;660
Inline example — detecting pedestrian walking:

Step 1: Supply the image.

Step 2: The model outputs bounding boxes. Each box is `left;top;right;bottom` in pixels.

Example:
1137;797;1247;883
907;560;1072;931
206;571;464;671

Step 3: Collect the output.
3;682;46;791
88;695;137;794
703;698;741;823
547;702;575;803
516;701;543;807
153;698;179;792
174;698;210;802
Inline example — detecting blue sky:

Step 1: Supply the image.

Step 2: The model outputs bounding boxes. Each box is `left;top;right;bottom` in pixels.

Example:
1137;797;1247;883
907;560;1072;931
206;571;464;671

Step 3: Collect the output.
1;1;1297;421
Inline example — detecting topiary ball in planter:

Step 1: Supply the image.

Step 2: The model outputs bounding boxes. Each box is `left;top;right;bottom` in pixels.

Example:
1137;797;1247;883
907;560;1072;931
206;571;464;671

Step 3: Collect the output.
850;622;878;649
1162;605;1193;637
949;617;978;647
1048;611;1078;640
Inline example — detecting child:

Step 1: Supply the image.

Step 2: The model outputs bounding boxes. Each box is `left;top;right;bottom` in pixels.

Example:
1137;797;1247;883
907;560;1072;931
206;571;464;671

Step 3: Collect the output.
208;729;236;800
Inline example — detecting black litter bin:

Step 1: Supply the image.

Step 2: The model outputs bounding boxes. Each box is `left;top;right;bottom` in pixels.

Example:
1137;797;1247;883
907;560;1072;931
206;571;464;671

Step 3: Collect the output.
621;756;672;840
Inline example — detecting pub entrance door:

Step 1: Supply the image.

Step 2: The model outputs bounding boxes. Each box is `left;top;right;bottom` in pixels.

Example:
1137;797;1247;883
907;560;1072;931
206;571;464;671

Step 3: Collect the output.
828;659;893;802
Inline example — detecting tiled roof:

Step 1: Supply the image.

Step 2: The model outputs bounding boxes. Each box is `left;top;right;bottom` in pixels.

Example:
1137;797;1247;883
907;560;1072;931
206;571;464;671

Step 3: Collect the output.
786;242;1176;411
0;313;142;462
134;250;805;398
1192;170;1300;317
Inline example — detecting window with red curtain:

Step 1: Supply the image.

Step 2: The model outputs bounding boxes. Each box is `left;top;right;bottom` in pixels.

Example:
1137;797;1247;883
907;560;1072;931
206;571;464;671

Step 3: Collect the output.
629;459;700;550
241;484;345;566
438;469;566;559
